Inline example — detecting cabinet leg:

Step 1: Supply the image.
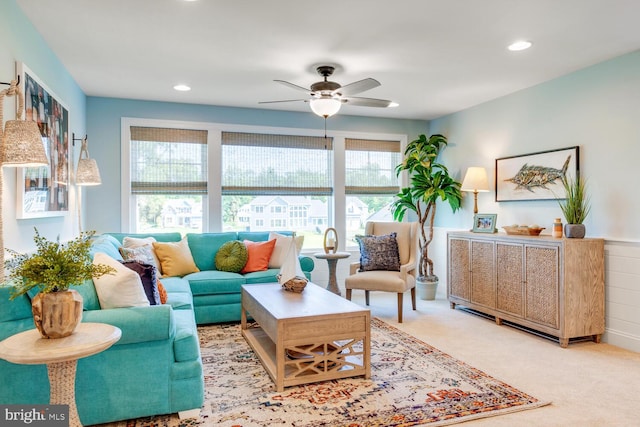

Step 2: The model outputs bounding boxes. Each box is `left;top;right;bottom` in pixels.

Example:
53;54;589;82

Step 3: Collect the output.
449;301;456;309
593;334;602;344
495;317;503;326
559;338;569;348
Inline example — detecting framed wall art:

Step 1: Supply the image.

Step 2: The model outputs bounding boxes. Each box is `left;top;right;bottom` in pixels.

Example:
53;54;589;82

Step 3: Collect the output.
495;146;579;202
16;62;69;218
472;213;497;233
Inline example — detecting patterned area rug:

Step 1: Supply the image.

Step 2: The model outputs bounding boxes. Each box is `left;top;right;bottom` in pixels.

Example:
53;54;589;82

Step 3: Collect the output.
107;318;549;427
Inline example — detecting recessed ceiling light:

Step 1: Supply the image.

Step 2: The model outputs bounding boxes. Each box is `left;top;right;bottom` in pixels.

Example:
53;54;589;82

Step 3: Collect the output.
173;84;191;91
508;40;532;51
389;102;399;108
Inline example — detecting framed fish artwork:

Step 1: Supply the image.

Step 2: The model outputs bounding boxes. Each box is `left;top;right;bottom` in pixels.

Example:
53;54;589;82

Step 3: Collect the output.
495;146;579;202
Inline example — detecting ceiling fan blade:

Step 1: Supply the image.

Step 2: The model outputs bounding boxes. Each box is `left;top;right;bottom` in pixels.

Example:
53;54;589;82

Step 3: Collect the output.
342;96;393;108
258;99;308;104
333;78;380;96
274;80;313;94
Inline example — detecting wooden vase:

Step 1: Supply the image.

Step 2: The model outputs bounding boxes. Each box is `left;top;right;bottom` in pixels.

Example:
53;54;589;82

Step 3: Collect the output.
31;290;83;339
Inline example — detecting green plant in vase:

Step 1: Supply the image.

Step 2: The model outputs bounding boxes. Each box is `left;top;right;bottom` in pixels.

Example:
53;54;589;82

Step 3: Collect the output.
557;175;591;238
5;228;114;338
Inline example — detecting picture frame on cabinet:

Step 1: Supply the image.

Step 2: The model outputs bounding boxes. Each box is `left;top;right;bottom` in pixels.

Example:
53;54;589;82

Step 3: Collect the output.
16;62;70;219
472;213;497;233
495;146;579;202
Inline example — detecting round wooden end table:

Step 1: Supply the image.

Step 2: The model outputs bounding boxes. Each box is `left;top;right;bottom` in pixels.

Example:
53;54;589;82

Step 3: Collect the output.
313;251;351;295
0;322;122;427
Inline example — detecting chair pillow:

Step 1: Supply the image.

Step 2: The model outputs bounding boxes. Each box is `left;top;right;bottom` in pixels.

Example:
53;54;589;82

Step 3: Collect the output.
153;238;200;277
355;232;401;272
241;239;277;274
215;240;249;273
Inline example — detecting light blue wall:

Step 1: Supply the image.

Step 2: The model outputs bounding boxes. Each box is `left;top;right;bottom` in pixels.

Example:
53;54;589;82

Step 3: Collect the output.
85;96;429;232
0;0;86;251
430;49;640;241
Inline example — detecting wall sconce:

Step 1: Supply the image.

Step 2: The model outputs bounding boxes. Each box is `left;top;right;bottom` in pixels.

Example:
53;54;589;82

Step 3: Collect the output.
73;133;101;234
0;77;49;281
461;167;489;214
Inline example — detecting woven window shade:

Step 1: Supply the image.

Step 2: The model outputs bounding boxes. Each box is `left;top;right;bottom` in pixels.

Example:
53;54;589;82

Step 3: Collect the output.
345;138;401;195
222;132;333;195
130;126;208;194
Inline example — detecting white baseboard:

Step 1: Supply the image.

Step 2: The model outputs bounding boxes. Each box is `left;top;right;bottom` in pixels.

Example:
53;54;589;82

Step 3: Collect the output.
603;328;640;353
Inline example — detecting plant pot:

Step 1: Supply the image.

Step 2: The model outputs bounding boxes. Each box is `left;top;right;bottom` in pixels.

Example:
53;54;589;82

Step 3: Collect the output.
31;290;83;339
417;277;438;301
564;223;586;239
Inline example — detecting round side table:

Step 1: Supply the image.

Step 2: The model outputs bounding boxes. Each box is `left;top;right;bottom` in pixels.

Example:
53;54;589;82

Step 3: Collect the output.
313;251;351;295
0;322;122;427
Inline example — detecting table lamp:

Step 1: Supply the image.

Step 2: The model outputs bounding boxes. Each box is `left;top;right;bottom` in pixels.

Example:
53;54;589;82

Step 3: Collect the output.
461;167;489;214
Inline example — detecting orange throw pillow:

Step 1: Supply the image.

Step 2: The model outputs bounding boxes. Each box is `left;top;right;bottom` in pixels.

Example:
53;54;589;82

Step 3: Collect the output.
157;280;168;304
241;239;277;274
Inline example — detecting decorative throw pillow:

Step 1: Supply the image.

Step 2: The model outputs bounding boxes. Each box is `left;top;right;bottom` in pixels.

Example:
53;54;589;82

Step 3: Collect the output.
355;232;401;272
121;261;160;305
268;232;305;268
152;238;200;278
119;245;159;273
123;236;162;275
241;239;277;274
157;280;168;304
215;240;249;273
92;252;150;309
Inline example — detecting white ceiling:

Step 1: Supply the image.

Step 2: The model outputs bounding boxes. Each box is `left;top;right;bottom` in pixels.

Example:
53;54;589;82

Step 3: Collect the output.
16;0;640;120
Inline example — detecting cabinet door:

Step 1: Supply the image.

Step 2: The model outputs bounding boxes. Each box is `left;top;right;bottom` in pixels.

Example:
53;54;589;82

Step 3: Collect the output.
470;240;495;308
496;243;524;317
524;245;559;328
448;238;470;302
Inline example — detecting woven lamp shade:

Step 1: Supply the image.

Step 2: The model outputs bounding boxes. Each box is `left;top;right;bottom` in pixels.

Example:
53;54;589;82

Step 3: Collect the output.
76;158;101;186
1;119;48;167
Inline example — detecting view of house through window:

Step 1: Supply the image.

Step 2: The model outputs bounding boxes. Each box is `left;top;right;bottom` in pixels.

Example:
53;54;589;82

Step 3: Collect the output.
127;123;402;249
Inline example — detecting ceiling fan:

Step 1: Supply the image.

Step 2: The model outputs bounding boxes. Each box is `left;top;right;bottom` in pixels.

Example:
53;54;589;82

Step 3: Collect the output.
259;65;397;118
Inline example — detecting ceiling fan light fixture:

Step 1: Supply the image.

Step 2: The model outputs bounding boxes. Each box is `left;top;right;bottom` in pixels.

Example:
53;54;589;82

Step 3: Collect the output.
309;97;341;118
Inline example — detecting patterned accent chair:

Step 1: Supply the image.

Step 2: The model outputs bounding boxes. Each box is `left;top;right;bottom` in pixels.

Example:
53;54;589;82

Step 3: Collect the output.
345;221;418;323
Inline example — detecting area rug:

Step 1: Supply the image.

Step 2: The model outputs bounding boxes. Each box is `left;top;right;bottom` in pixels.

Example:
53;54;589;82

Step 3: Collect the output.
107;318;549;427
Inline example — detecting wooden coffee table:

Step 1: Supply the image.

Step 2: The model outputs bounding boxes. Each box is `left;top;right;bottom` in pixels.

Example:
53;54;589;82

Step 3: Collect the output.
241;282;370;391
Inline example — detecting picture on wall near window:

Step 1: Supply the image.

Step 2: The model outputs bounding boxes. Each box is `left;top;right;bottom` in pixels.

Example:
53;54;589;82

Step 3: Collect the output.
472;213;497;233
495;146;579;202
16;62;69;218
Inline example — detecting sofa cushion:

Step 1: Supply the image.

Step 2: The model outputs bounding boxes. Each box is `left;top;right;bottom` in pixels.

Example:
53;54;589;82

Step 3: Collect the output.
215;240;248;273
165;292;193;310
90;234;124;261
172;310;200;363
243;268;281;284
157;281;168;304
241;239;276;274
0;285;32;322
158;277;192;294
185;271;246;296
74;280;101;311
187;233;238;271
121;261;160;305
119;245;160;274
153;238;200;278
92;253;151;309
268;232;304;268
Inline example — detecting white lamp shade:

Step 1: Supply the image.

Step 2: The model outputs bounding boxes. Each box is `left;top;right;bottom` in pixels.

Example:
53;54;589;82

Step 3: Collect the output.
76;158;102;186
1;119;48;167
461;167;490;192
309;97;341;118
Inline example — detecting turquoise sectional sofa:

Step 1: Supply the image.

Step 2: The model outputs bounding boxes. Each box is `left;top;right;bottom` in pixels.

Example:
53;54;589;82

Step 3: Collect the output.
0;230;314;425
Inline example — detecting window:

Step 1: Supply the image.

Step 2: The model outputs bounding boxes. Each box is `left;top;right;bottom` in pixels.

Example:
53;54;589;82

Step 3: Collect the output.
129;126;207;233
221;132;333;249
344;138;401;246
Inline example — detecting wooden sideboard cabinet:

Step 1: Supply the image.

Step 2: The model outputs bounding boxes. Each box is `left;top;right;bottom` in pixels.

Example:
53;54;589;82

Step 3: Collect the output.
447;231;604;347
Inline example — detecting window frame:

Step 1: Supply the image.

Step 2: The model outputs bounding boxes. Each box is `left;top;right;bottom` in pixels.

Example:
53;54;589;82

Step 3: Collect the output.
122;118;407;246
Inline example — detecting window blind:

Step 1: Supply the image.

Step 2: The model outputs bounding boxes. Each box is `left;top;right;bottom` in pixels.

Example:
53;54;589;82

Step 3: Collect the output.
345;138;401;194
130;126;208;194
221;132;333;195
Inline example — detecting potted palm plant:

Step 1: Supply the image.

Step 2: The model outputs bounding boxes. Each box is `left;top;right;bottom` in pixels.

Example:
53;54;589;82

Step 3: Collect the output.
6;229;114;338
391;134;462;300
558;175;591;238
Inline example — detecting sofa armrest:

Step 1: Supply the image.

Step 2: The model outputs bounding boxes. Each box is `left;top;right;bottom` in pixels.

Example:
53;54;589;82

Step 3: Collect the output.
81;305;173;346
